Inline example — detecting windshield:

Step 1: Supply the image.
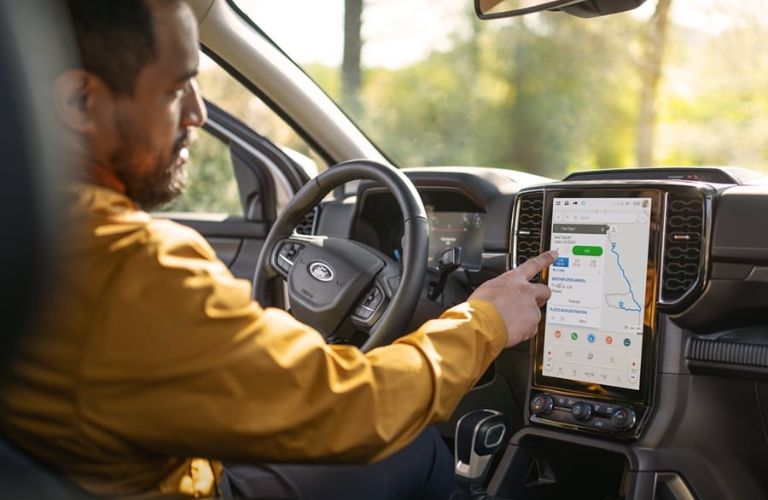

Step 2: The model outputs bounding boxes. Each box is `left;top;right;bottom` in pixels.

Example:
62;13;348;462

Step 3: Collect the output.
234;0;768;179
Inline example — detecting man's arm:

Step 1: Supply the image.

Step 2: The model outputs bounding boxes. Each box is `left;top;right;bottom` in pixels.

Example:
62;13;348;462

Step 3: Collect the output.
79;220;552;463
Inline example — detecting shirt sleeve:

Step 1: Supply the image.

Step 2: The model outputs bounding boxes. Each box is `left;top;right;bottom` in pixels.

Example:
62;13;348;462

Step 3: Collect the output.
78;219;507;463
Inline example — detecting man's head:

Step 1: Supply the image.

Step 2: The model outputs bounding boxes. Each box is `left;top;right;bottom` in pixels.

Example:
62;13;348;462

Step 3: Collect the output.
57;0;206;209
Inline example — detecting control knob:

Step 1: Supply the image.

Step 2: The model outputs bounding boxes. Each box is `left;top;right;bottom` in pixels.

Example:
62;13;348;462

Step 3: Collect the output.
571;401;593;421
611;407;637;431
530;394;554;416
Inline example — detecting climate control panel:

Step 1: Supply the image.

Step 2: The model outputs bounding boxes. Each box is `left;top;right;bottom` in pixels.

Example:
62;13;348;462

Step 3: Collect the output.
529;392;640;437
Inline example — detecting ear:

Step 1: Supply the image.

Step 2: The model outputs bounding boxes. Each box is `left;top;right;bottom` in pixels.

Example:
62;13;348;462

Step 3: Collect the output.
53;69;106;134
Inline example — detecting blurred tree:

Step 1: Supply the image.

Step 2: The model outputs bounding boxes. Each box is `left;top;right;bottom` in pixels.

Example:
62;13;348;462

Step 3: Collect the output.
353;12;640;178
636;0;672;167
236;0;768;181
342;0;364;116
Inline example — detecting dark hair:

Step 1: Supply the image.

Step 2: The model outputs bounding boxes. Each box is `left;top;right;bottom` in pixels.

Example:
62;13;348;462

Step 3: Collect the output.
63;0;159;94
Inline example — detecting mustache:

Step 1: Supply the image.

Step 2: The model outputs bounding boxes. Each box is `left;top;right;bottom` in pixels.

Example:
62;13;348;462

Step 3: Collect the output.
173;129;193;155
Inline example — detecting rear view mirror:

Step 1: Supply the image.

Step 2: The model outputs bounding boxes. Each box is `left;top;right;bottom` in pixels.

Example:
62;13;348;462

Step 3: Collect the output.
475;0;587;19
475;0;647;19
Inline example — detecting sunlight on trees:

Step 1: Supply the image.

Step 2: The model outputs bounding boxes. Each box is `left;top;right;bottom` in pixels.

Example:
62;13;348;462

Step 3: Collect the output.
226;0;768;180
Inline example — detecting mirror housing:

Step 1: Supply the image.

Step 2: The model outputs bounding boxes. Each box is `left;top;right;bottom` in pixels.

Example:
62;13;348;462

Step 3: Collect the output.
475;0;588;19
475;0;646;19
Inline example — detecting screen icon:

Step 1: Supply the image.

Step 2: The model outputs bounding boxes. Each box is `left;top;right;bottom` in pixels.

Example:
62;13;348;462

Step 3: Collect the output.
553;257;570;268
587;333;596;344
570;332;578;341
605;336;613;345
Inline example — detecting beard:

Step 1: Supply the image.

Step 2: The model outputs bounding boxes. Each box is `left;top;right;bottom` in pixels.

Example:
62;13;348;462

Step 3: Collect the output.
110;116;190;211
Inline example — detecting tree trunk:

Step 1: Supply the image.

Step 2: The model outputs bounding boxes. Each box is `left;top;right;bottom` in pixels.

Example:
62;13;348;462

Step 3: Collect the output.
342;0;363;117
636;0;672;167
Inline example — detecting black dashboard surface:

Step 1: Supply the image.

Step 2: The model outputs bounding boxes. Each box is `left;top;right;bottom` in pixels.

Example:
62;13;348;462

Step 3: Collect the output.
312;165;768;499
315;165;768;332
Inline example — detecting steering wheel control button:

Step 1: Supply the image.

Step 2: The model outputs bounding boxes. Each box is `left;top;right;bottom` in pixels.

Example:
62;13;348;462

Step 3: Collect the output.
611;407;637;431
277;243;304;273
367;287;384;308
353;304;374;320
353;286;385;321
530;394;554;416
571;402;593;421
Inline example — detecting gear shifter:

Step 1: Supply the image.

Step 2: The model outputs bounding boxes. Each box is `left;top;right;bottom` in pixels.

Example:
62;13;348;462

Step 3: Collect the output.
454;409;507;499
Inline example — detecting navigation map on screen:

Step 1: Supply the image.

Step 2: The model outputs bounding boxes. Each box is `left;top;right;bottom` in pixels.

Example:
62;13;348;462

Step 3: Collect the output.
542;198;651;390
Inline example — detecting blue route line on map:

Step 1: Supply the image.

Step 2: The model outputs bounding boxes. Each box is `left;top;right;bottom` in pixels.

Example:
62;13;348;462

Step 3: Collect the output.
609;240;642;312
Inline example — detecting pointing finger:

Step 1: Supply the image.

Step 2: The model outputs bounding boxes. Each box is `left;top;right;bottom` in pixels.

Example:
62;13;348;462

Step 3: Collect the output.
516;250;558;281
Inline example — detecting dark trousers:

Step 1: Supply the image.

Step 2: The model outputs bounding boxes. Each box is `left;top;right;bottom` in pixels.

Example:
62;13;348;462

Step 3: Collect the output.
222;427;458;500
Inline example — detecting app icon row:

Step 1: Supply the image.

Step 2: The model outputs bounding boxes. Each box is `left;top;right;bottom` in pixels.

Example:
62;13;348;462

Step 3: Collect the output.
553;330;631;347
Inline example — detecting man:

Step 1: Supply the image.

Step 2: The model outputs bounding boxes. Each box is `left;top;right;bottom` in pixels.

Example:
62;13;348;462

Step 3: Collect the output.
0;0;554;498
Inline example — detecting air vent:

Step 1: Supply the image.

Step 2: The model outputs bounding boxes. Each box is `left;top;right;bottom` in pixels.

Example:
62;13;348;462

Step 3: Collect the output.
294;207;318;235
661;194;705;303
514;192;544;267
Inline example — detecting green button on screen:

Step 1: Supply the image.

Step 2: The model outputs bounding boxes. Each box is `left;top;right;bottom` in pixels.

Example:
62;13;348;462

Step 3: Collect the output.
572;245;603;256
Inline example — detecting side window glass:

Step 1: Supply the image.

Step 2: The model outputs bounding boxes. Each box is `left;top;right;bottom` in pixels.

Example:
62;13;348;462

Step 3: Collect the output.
162;129;243;215
197;52;328;177
159;53;328;216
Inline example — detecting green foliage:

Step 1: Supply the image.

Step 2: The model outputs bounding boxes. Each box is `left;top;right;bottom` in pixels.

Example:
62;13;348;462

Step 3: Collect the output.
161;56;328;215
308;4;768;177
654;17;768;170
310;12;643;179
162;130;242;215
177;1;768;211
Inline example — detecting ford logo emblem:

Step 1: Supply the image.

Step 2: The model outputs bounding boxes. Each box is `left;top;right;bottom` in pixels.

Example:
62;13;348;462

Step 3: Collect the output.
309;262;334;282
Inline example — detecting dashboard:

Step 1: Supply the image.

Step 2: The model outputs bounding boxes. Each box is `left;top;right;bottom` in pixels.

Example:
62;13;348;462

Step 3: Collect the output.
352;186;489;268
313;165;768;499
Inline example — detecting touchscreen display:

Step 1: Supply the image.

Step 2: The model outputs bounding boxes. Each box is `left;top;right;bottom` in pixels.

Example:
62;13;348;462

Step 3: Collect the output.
543;198;651;391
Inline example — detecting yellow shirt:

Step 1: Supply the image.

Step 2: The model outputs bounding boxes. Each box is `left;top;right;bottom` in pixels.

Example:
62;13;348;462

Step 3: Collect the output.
0;184;507;498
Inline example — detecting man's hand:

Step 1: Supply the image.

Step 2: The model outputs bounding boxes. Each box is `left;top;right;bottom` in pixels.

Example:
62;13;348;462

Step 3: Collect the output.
469;250;557;348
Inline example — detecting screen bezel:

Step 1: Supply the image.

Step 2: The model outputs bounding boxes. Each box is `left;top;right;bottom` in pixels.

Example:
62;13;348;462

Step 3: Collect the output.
532;189;662;405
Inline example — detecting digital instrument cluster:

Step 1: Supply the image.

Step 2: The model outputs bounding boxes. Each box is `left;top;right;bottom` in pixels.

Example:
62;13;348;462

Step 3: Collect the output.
354;189;487;269
426;211;485;266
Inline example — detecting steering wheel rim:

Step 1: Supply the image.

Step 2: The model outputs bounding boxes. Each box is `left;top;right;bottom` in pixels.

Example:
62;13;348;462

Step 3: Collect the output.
253;160;428;352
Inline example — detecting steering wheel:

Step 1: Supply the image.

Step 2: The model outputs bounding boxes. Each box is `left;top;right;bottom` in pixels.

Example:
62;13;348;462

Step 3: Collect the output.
253;160;429;352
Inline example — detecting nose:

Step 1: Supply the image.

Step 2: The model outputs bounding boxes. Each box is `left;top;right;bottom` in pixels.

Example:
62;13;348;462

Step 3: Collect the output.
180;78;207;128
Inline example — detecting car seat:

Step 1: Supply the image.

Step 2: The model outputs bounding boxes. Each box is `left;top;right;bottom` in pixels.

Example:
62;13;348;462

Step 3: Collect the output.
0;1;89;498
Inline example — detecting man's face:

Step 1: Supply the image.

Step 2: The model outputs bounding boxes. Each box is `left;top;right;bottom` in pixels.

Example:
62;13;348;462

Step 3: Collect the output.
107;1;206;209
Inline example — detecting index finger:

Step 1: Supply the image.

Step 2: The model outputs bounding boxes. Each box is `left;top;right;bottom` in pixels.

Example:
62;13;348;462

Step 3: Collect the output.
516;250;558;280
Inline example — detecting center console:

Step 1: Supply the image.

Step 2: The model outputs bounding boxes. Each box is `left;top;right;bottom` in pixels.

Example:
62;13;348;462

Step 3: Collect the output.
512;183;710;440
488;181;713;499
